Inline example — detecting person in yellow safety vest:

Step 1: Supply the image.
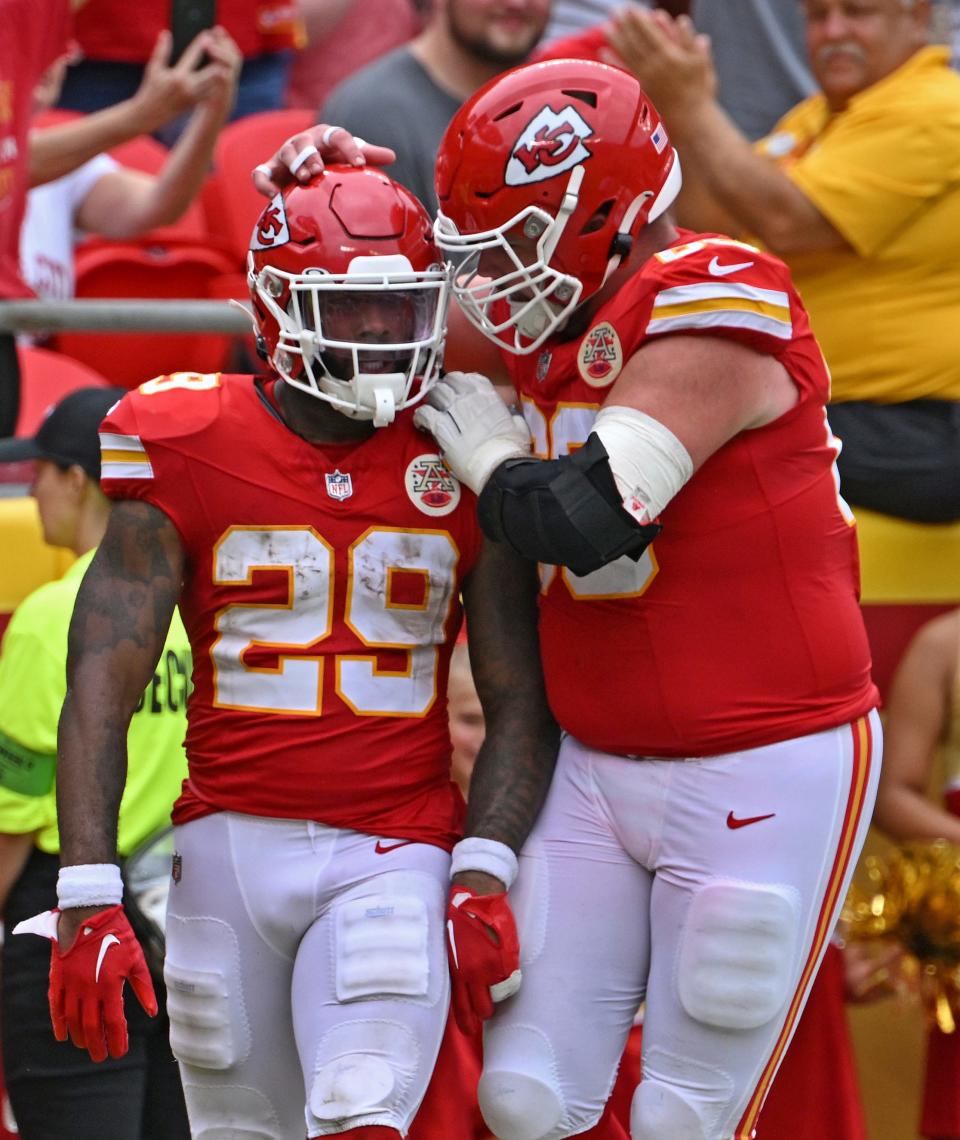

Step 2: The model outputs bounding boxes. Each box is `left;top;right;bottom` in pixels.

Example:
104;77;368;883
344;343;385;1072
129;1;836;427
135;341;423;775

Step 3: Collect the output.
0;387;191;1140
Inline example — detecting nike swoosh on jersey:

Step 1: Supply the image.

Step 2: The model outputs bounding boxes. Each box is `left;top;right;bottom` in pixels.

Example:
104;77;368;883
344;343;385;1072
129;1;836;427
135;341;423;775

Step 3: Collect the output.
95;934;121;982
708;256;755;276
374;839;416;854
726;811;777;830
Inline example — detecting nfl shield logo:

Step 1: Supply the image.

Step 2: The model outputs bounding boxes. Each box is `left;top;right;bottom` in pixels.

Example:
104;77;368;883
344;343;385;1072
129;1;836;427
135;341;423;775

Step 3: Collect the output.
325;470;353;500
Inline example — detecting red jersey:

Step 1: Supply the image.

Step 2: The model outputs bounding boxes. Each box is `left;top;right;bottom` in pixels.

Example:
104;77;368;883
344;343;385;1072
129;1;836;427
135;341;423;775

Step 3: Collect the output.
100;373;483;849
72;0;300;62
506;232;878;756
0;0;71;299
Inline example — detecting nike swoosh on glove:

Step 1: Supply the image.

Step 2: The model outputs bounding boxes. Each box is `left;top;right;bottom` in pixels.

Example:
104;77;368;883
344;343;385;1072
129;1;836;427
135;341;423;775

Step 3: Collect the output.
413;371;530;495
446;887;521;1036
14;905;157;1062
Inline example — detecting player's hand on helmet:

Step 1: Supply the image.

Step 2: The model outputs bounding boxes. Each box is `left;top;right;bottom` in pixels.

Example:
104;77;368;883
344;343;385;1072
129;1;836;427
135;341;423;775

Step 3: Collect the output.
14;904;157;1063
252;125;397;196
446;876;522;1036
413;371;531;496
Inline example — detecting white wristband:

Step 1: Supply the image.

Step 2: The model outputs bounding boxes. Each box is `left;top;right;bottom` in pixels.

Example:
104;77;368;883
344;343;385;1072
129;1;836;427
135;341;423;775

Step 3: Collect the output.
57;863;123;909
450;837;519;891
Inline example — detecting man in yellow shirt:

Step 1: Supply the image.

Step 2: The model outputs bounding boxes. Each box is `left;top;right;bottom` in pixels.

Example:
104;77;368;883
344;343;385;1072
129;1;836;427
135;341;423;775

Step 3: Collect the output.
607;0;960;523
0;388;191;1140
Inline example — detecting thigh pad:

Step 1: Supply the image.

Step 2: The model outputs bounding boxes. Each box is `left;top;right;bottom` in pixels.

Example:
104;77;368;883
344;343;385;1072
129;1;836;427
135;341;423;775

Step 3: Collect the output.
677;880;799;1031
335;892;430;1002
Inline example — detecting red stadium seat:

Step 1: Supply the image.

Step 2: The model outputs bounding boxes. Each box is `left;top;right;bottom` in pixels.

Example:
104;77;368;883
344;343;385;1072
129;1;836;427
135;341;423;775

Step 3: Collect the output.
15;345;110;435
51;242;238;387
0;347;109;488
210;108;315;264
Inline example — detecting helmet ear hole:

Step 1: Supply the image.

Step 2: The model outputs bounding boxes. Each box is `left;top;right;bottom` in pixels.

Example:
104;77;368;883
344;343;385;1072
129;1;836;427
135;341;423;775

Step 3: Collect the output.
580;200;614;236
255;333;269;362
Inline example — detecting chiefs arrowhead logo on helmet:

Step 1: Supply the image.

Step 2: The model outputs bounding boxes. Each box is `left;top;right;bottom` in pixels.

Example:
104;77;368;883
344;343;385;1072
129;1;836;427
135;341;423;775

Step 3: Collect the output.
251;192;291;250
506;105;593;187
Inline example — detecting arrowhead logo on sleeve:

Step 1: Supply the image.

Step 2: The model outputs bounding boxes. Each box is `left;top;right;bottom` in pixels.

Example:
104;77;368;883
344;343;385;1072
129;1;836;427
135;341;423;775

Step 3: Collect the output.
506;106;594;186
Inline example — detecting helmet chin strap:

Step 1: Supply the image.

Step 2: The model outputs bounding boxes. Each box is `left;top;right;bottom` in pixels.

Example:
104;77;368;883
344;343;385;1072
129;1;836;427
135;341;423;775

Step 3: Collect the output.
316;371;404;427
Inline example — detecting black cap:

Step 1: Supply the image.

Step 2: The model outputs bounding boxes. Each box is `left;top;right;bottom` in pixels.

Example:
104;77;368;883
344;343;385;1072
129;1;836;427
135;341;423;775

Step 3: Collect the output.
0;386;127;481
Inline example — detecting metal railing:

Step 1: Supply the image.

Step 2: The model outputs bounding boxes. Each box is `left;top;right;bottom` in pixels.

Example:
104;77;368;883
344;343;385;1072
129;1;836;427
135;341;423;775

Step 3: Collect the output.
0;299;252;335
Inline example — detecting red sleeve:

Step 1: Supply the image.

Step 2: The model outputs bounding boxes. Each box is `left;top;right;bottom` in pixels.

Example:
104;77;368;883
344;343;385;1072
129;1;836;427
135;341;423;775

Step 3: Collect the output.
640;235;828;404
98;381;215;542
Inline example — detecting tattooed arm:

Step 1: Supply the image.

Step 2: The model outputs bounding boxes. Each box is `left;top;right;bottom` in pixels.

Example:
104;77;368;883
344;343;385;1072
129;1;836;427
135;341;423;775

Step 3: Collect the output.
56;500;185;945
456;537;559;894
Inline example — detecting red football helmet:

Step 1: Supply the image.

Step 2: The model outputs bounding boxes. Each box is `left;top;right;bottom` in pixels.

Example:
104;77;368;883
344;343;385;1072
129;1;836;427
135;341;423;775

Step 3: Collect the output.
434;58;681;354
248;166;450;425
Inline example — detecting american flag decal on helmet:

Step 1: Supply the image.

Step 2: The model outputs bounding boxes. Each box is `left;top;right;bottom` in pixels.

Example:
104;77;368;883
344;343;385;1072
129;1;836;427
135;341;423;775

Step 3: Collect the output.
650;123;668;154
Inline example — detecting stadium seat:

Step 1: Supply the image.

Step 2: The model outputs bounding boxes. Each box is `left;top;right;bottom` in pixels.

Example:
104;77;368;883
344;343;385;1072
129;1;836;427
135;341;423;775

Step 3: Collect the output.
0;347;109;491
210;108;314;264
15;345;110;437
51;242;238;387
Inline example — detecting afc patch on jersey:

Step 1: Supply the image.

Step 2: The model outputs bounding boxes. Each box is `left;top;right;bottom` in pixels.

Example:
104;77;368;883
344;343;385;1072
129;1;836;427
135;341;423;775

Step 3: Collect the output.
405;454;461;517
506;105;593;186
250;191;291;250
578;321;623;388
325;469;353;501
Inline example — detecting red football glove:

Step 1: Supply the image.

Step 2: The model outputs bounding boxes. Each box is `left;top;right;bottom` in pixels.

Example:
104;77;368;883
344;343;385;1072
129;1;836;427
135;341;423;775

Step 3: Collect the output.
15;905;157;1062
446;887;521;1035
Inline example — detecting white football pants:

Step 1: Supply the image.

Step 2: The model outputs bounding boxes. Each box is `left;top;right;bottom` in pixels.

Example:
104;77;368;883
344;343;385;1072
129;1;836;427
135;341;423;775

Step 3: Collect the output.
163;812;450;1139
480;712;881;1140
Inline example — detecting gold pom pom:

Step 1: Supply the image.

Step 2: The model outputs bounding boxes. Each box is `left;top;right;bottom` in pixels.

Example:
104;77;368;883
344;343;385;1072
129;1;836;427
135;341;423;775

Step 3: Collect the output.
842;839;960;1033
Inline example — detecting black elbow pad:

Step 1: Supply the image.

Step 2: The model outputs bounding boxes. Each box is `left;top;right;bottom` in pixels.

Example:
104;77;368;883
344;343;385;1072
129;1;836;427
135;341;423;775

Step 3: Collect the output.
477;433;661;577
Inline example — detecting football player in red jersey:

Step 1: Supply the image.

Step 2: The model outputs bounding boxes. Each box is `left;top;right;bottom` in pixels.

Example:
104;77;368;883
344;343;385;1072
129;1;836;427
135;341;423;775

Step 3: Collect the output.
31;164;559;1140
256;59;883;1140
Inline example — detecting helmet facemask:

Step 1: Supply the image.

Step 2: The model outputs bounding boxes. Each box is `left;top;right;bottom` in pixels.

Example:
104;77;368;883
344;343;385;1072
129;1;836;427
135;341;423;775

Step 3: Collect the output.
435;167;586;355
251;253;450;428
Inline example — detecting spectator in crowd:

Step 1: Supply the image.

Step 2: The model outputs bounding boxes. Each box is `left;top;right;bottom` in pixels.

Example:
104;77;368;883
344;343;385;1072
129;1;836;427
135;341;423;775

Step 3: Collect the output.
56;0;301;139
873;607;960;1140
537;0;813;140
22;28;241;313
30;163;558;1140
0;0;83;435
0;387;191;1140
286;0;423;113
610;0;960;524
320;0;552;211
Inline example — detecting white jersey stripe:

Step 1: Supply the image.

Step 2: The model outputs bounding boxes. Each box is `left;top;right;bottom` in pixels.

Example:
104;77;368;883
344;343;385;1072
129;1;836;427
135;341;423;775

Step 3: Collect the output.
99;431;146;452
647;309;793;340
101;460;154;480
653;281;790;308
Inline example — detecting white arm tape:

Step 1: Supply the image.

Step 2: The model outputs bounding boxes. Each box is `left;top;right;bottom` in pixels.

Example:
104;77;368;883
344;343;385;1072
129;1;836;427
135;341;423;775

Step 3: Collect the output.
450;837;519;891
591;405;693;525
57;863;123;909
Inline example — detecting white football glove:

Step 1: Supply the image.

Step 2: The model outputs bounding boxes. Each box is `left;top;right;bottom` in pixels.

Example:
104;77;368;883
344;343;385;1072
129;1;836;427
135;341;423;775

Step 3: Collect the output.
414;372;530;495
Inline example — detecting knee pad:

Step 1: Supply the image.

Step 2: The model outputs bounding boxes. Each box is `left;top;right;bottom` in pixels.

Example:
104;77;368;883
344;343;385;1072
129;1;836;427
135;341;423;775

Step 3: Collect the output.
631;1080;707;1140
478;1071;564;1140
165;917;249;1069
335;893;430;1001
677;881;799;1031
307;1020;417;1131
310;1053;395;1123
185;1084;285;1139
